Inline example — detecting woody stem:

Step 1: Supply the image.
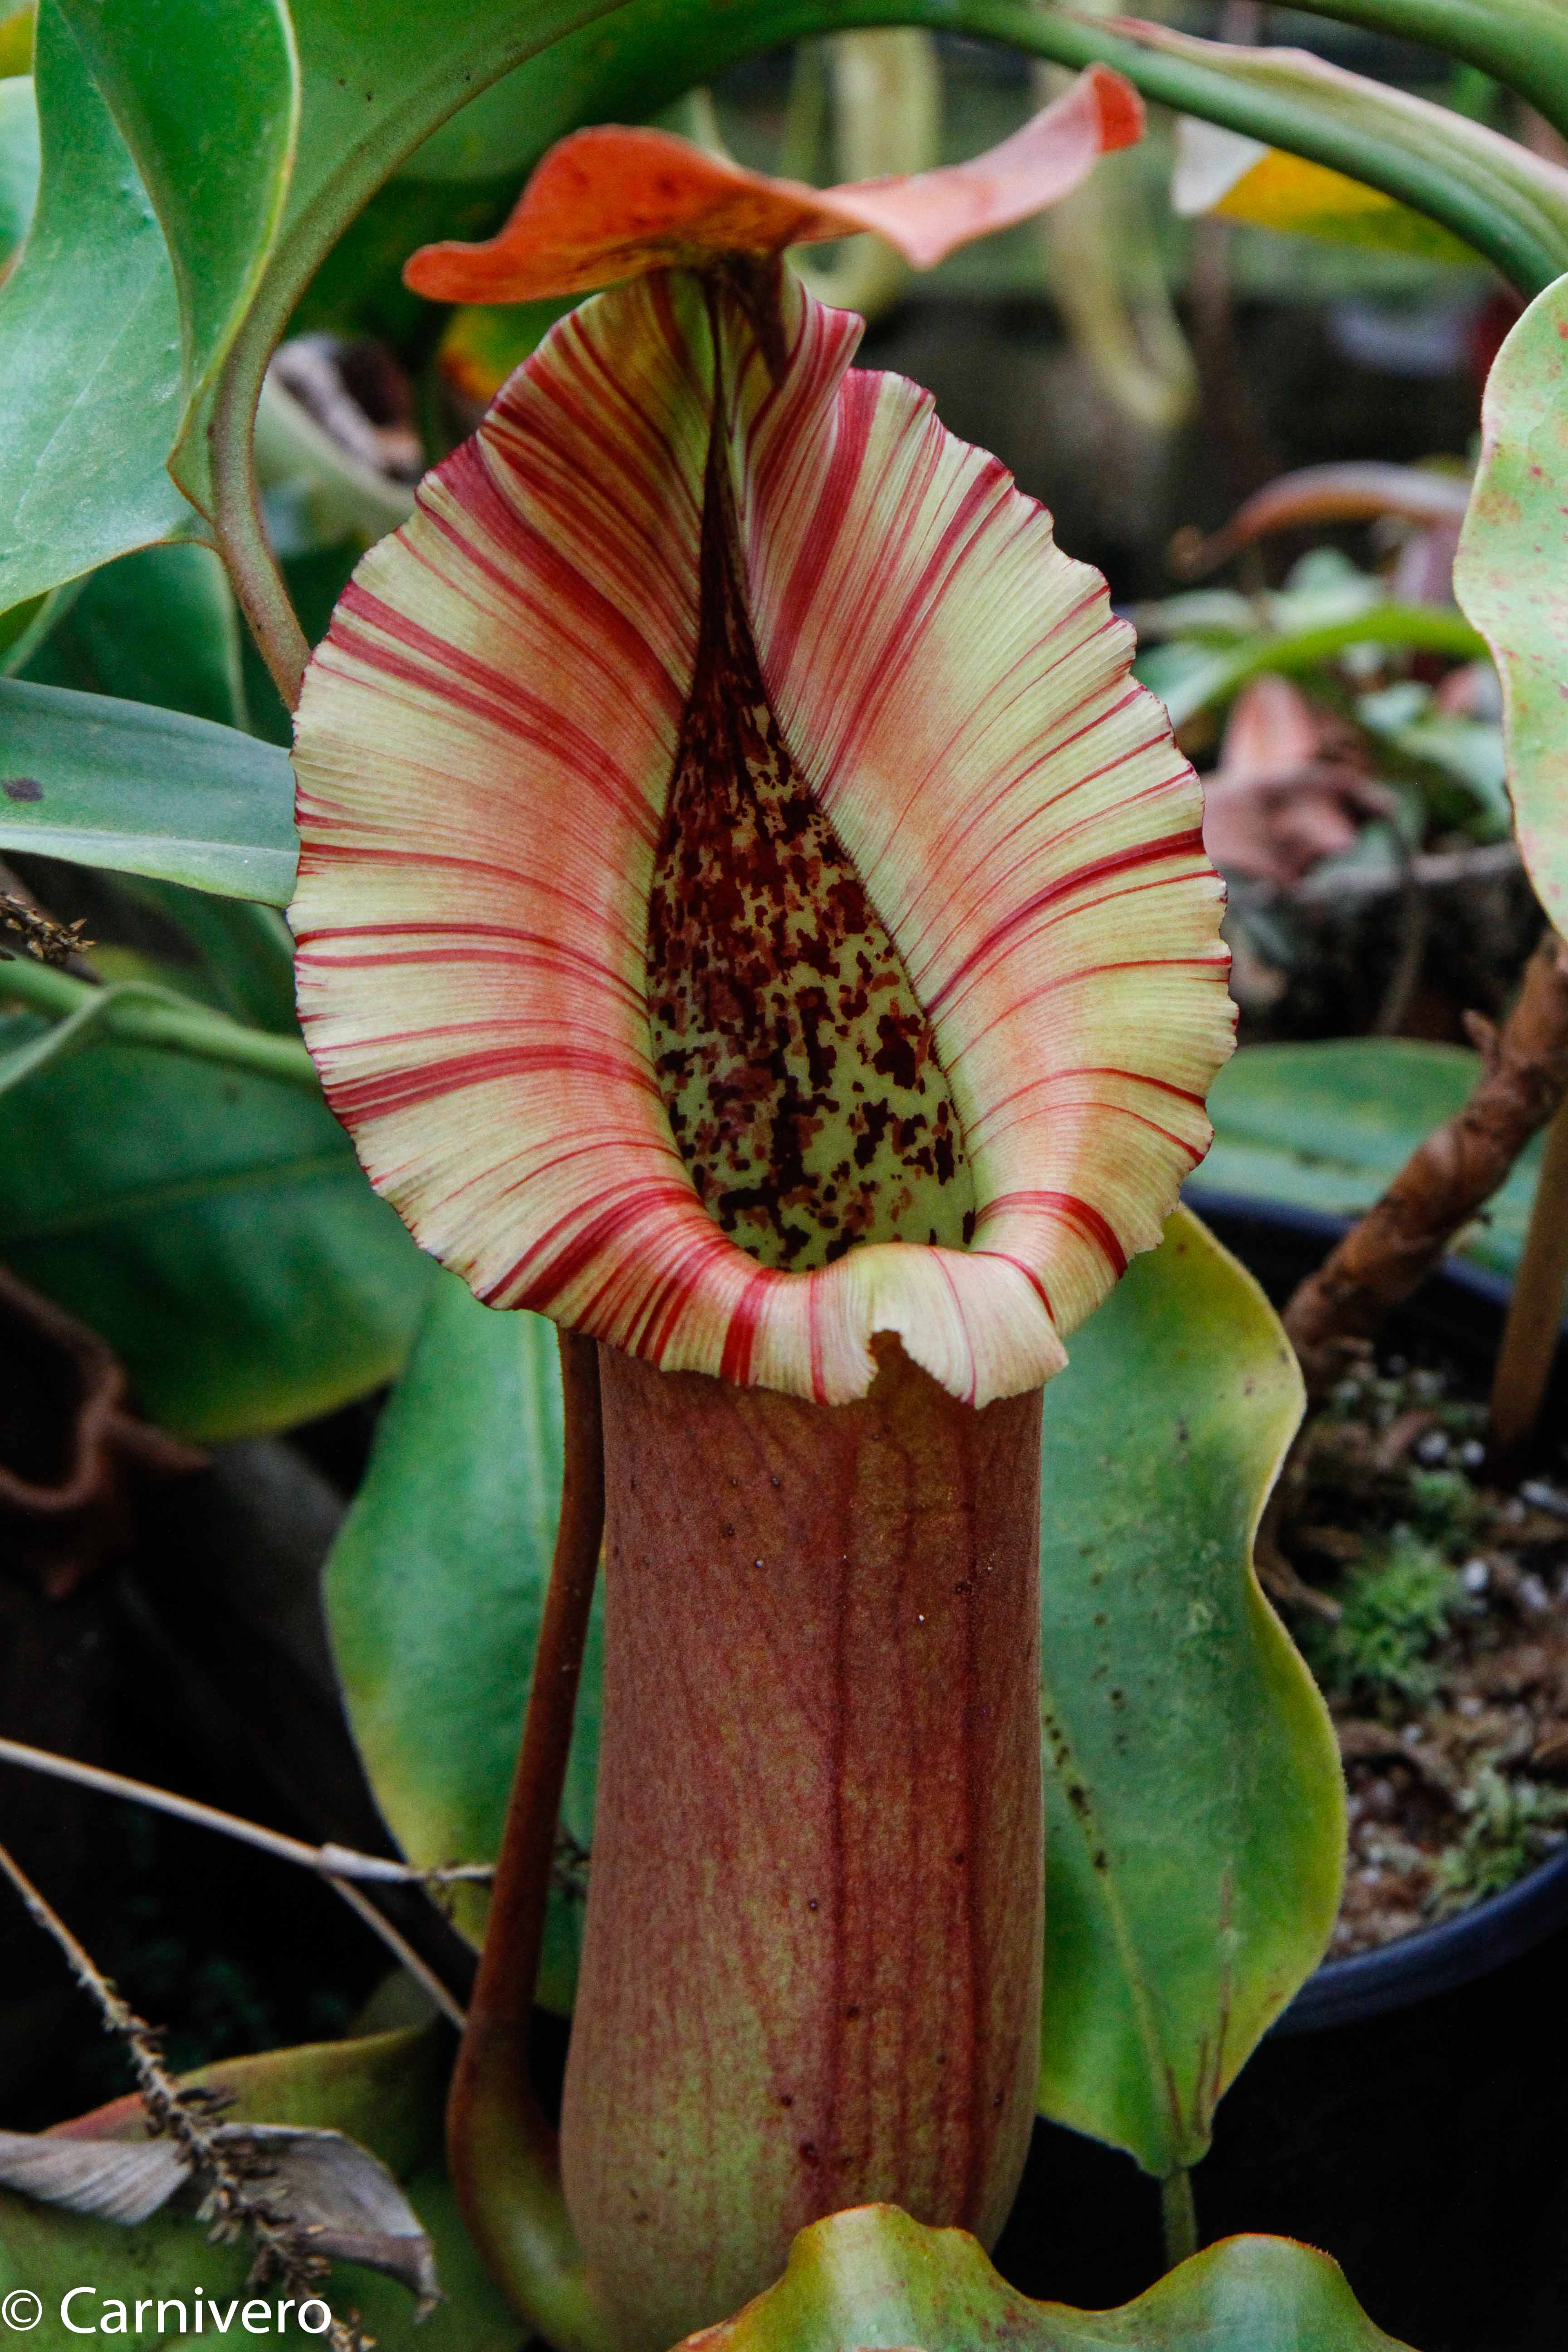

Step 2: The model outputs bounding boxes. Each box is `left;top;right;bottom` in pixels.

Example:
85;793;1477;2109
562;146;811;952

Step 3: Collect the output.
1489;1090;1568;1463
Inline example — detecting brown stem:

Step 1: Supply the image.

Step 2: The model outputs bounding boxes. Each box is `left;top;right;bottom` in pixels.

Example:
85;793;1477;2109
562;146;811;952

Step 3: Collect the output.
1284;932;1568;1393
1489;1092;1568;1463
446;1330;613;2349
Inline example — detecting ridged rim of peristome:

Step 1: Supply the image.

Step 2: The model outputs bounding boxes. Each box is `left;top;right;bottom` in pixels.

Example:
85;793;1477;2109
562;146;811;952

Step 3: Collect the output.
290;269;1233;1405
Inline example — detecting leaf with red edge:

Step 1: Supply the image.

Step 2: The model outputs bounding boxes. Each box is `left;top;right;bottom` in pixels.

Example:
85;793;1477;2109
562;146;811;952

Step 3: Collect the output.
403;66;1142;304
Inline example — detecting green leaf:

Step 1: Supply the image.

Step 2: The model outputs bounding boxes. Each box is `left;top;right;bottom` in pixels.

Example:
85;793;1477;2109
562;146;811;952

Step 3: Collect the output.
0;69;38;266
1136;604;1489;729
56;0;299;513
0;1;201;609
676;2203;1409;2351
0;677;296;903
59;2024;447;2175
1285;0;1568;142
0;588;58;676
1192;1038;1542;1284
285;173;526;348
0;1015;435;1438
126;882;300;1034
19;541;247;728
1453;269;1568;931
326;1270;599;2013
184;0;634;567
1034;1208;1340;2178
0;2030;523;2349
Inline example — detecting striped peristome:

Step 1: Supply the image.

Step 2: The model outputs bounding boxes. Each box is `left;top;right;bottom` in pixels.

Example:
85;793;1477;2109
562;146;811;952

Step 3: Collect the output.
289;265;1233;1407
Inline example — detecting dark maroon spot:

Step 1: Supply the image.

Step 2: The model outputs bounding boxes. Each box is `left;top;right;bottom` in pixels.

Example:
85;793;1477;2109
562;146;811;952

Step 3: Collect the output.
798;2141;819;2165
645;421;970;1270
2;777;42;803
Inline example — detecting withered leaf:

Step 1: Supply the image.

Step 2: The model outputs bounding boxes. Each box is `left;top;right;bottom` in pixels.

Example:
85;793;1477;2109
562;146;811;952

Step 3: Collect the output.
0;2121;440;2313
0;2129;189;2225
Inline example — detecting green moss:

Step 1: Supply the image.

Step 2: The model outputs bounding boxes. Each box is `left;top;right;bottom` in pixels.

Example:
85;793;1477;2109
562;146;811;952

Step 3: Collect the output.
1405;1467;1482;1546
1439;1767;1568;1909
1297;1532;1464;1708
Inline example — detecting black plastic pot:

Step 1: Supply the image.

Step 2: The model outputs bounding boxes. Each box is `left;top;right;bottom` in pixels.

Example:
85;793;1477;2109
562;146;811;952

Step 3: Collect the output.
993;1195;1568;2352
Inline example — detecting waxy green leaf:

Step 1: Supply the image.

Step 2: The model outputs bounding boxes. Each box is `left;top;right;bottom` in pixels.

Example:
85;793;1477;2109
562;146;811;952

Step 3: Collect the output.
0;2030;523;2349
1034;1208;1340;2177
12;543;300;1032
55;0;299;513
1193;1038;1541;1284
1286;0;1568;141
0;1;201;610
326;1270;599;2013
677;2202;1409;2351
20;541;247;729
1453;270;1568;932
0;587;62;678
0;677;295;903
0;1015;434;1437
1138;604;1489;730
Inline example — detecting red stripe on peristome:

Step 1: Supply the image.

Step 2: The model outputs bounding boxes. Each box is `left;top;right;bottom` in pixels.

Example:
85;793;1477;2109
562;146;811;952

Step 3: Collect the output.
945;951;1230;1066
809;449;1011;808
506;284;704;539
331;591;660;846
493;1178;701;1318
718;1269;777;1388
291;923;647;1013
758;365;879;686
923;827;1208;1018
419;440;684;720
324;1041;654;1125
978;1093;1209;1164
979;1191;1128;1279
982;1061;1210;1114
979;1250;1055;1327
631;1227;765;1371
294;853;649;969
897;715;1178;978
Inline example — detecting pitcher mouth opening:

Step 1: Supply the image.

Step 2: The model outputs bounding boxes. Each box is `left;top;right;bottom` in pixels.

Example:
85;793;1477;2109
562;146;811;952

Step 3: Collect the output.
290;95;1231;1409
